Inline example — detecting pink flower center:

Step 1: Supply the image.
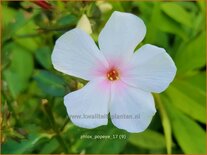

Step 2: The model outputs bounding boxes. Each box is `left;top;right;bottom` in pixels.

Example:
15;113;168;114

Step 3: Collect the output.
107;68;119;81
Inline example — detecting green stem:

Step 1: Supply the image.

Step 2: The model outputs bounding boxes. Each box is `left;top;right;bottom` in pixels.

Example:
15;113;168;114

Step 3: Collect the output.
37;24;75;32
154;94;172;154
60;117;69;132
42;99;68;153
2;91;21;126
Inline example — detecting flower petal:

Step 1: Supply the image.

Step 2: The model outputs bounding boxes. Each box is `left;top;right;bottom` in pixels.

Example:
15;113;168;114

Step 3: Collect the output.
64;78;110;129
52;28;108;80
98;11;146;63
110;81;156;133
122;44;177;93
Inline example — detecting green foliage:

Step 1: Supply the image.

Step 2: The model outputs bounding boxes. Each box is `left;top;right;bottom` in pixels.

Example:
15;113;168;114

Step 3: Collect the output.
2;133;53;154
162;96;206;154
175;32;206;73
166;78;206;123
57;14;78;26
40;138;59;154
129;130;166;149
161;2;192;27
154;94;172;154
35;47;52;69
33;70;68;97
3;43;34;98
1;1;206;154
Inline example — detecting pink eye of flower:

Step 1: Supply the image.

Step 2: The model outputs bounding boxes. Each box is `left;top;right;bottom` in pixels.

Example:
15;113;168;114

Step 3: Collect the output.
107;69;119;81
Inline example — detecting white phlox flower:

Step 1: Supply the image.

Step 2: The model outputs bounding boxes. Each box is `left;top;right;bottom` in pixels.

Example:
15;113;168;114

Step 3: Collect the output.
51;11;176;133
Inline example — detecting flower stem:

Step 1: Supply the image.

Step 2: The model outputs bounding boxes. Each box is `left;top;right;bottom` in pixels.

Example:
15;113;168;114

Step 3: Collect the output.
2;91;21;126
41;99;68;153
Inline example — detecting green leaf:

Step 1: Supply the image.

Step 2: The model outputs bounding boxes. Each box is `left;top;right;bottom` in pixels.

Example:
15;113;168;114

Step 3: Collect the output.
193;12;205;36
166;78;205;123
132;2;153;21
175;32;206;73
40;138;59;153
35;47;52;69
128;129;166;149
185;72;205;92
162;96;206;154
161;3;192;27
157;12;187;40
3;10;25;40
3;43;34;98
57;14;77;26
2;133;53;154
154;94;172;154
33;70;67;96
174;76;205;106
197;0;206;15
2;4;16;27
111;2;124;11
86;3;102;18
28;81;46;97
146;3;187;40
144;3;160;43
14;15;40;53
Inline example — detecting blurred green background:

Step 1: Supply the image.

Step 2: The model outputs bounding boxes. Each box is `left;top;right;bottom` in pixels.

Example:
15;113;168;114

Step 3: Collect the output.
1;1;206;154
